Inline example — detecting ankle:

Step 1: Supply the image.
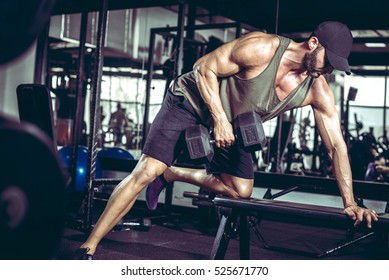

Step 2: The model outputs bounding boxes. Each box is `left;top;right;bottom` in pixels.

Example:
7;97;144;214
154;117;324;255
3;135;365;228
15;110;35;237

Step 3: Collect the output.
80;245;95;255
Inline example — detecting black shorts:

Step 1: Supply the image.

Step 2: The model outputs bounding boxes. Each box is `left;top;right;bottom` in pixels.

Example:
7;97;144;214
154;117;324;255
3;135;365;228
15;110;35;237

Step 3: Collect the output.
143;90;254;179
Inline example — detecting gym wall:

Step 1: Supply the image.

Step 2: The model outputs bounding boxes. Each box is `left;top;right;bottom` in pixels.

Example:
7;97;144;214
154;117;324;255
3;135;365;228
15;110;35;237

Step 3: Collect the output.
0;42;37;119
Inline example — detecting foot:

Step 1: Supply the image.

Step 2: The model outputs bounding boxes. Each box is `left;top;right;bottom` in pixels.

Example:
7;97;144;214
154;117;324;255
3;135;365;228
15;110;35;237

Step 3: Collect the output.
74;247;93;260
146;174;170;210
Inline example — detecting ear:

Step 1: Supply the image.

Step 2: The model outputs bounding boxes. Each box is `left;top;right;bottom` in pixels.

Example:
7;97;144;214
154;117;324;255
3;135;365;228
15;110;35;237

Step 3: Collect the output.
308;36;320;51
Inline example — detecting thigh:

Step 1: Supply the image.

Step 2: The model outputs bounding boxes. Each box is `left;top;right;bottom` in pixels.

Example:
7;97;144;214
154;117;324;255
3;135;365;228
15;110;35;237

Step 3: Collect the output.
206;144;254;180
143;92;199;166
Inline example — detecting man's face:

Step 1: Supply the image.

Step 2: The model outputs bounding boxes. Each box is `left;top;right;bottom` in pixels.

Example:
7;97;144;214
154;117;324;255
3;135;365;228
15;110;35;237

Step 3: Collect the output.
303;46;333;78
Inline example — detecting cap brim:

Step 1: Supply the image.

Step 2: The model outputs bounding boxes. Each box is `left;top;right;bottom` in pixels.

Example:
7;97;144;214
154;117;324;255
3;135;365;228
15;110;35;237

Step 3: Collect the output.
326;49;352;75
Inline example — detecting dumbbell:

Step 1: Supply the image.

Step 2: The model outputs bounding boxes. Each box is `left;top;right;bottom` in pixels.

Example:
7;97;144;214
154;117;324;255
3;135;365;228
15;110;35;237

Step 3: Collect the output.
185;111;266;162
113;217;152;232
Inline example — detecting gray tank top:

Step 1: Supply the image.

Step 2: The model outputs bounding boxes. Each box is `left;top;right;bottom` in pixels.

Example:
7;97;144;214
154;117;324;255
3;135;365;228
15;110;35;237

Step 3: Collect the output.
170;35;314;126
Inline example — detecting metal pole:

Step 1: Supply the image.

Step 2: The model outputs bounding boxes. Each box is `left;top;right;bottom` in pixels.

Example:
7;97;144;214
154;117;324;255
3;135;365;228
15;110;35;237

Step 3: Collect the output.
34;23;50;85
383;66;388;143
83;0;109;231
235;22;242;38
174;0;186;77
274;0;283;173
166;0;186;215
70;12;88;192
186;1;196;40
141;31;156;149
34;22;56;146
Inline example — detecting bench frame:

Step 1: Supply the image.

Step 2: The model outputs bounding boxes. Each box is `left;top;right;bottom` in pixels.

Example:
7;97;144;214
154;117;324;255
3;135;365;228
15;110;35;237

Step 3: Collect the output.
210;196;389;259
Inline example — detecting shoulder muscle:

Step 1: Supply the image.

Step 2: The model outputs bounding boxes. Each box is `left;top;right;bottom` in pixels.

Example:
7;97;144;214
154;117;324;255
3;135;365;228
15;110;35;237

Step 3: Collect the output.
194;32;279;77
306;77;335;113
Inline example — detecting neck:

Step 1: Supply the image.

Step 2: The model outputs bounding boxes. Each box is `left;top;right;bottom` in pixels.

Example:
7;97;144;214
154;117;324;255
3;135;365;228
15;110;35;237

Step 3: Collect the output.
282;41;308;74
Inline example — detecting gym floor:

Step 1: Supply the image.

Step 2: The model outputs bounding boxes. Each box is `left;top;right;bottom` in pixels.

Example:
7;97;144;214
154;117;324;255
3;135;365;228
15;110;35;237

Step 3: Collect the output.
56;200;389;260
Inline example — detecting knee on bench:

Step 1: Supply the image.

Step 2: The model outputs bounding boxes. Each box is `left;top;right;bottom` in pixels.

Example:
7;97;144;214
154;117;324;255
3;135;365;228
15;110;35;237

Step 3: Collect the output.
235;184;253;199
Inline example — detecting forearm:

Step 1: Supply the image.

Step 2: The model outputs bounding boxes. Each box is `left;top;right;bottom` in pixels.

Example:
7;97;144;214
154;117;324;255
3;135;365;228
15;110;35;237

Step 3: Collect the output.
193;64;229;124
329;143;355;208
200;87;228;124
312;101;356;208
193;63;235;148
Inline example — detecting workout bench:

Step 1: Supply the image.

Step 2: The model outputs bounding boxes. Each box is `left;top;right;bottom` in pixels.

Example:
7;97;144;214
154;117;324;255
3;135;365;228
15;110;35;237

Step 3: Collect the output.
208;196;389;259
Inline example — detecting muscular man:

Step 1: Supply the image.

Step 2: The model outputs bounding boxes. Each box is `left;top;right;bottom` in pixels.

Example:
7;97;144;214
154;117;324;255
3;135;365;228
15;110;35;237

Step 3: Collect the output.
75;21;378;259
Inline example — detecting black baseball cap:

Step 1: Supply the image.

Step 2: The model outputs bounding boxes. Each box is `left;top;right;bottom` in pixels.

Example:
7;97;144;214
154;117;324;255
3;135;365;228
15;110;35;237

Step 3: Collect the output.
312;21;353;75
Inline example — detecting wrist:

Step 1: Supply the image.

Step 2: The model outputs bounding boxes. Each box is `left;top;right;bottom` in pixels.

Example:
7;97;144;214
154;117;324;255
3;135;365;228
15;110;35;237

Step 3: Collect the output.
344;203;357;208
212;113;229;125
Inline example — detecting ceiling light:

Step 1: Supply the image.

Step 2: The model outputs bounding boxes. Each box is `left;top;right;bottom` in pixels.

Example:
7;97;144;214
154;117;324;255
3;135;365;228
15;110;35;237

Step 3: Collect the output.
364;42;387;48
50;67;64;72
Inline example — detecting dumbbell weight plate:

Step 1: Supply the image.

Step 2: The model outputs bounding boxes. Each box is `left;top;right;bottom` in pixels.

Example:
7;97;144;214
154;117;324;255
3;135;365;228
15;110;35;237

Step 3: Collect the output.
0;0;56;64
234;112;267;152
185;125;214;162
0;118;66;260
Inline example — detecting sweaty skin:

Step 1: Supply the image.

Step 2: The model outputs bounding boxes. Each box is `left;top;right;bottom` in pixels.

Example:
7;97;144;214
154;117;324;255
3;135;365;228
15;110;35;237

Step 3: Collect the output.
193;31;378;227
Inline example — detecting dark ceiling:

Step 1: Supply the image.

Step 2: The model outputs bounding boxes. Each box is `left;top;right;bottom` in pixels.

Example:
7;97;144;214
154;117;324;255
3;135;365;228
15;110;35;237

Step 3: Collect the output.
52;0;389;76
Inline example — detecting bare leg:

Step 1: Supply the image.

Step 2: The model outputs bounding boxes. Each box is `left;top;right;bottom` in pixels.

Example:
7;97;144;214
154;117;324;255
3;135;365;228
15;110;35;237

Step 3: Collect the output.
164;166;253;198
80;154;167;255
80;158;252;255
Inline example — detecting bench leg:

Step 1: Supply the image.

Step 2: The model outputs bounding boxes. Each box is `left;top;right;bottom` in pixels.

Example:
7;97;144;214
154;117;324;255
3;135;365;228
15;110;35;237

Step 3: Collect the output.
210;209;239;260
239;214;250;259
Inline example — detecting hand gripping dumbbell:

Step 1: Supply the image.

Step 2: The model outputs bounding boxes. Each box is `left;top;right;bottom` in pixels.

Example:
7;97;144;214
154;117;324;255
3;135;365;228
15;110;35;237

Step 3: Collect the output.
185;111;266;162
